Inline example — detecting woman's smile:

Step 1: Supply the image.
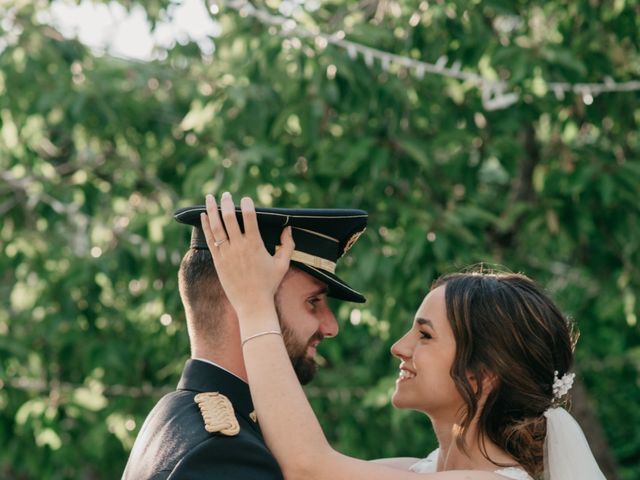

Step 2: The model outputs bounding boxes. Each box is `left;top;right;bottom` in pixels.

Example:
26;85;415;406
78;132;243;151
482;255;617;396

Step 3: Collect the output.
397;364;417;382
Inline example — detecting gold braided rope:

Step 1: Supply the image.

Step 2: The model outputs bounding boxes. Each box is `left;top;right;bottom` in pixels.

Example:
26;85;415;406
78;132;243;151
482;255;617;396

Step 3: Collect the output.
194;392;240;436
275;247;337;273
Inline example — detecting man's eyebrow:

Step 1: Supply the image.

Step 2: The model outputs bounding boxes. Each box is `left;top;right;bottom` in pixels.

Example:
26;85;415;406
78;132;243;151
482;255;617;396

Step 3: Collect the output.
416;317;435;329
309;286;329;296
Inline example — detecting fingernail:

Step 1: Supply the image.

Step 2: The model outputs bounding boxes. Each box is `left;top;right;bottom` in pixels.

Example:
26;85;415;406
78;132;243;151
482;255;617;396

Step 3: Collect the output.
206;194;213;205
222;191;231;199
241;197;254;209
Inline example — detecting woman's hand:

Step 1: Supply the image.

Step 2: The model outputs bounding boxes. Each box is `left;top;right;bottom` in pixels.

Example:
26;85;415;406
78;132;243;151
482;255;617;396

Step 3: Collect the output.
200;192;295;319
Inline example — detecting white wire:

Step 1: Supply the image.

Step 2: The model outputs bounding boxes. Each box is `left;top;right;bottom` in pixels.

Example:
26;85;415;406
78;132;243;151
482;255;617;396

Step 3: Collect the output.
218;0;640;111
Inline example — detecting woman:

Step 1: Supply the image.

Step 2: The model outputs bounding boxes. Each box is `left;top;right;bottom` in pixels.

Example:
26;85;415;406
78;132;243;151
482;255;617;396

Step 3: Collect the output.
200;193;606;480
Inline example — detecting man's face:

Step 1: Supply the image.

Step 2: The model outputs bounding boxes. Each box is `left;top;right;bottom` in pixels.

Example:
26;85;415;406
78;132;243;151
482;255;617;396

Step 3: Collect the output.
275;268;339;385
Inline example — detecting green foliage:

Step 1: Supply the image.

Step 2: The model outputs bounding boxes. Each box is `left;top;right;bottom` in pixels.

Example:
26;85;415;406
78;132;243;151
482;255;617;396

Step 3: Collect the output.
1;0;639;478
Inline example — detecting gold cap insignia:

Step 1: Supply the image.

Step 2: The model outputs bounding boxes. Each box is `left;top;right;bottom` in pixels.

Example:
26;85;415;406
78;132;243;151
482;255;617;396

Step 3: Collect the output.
343;228;366;255
249;410;258;423
194;392;240;436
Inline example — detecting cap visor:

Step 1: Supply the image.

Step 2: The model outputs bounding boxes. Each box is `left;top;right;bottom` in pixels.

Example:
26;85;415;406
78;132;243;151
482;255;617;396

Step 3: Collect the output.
293;262;366;303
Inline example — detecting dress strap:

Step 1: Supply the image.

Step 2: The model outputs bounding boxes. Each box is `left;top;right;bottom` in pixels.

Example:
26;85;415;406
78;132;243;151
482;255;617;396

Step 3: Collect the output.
494;467;533;480
410;449;532;479
408;449;438;474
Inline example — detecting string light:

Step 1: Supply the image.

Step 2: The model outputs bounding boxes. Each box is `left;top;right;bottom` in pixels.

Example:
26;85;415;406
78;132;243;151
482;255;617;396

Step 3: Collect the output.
363;49;374;67
213;0;640;112
381;54;391;72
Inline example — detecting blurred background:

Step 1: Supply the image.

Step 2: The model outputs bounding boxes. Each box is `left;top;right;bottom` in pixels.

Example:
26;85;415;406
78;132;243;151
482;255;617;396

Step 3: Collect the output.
1;0;639;478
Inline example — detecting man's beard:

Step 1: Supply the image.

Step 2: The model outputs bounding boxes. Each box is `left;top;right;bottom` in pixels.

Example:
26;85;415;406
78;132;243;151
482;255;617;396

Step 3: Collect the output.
282;324;323;385
275;304;322;385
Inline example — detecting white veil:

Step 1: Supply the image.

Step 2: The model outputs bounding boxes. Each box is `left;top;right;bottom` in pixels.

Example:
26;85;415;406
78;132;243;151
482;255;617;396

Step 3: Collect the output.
543;407;607;480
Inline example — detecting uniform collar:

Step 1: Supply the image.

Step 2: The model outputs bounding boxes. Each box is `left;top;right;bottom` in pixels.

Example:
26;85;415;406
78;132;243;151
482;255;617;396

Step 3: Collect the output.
177;359;256;425
191;357;246;383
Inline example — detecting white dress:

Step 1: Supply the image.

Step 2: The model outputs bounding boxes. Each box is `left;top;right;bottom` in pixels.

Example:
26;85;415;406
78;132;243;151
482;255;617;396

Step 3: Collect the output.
409;449;533;480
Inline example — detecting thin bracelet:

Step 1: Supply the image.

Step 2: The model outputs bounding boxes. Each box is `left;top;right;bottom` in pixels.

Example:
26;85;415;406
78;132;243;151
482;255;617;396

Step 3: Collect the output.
241;330;282;347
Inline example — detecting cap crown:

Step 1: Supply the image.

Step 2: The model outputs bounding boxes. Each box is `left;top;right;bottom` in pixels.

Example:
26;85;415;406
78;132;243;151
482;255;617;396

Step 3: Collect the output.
174;205;368;303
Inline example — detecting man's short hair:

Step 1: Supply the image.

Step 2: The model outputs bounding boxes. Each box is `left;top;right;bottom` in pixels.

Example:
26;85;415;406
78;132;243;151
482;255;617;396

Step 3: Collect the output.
178;249;226;336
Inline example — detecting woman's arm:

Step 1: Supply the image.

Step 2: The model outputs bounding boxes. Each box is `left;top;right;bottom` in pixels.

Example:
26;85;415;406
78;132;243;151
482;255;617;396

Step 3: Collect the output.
237;325;497;480
200;193;506;480
371;458;422;470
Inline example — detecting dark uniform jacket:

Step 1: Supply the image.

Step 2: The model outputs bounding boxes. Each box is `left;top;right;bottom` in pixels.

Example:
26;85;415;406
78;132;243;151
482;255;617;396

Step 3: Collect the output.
122;359;283;479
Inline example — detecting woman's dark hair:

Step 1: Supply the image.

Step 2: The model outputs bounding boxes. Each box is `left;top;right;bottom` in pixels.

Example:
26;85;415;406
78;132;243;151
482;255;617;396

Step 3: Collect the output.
432;270;575;478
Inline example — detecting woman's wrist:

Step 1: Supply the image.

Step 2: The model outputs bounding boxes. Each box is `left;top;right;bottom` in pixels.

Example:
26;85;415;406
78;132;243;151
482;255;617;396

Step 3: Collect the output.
241;330;283;348
234;299;277;319
236;302;281;340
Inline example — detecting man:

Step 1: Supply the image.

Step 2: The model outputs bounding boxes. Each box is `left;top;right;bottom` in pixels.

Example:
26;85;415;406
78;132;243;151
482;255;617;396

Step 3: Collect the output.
122;203;367;479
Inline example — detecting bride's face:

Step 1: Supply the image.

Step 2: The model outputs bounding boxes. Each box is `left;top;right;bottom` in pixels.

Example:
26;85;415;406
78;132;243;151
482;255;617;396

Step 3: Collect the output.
390;285;463;417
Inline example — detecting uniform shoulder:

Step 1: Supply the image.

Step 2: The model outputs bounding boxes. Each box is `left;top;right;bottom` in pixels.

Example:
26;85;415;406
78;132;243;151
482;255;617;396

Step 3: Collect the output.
169;429;283;480
124;390;282;479
167;391;283;478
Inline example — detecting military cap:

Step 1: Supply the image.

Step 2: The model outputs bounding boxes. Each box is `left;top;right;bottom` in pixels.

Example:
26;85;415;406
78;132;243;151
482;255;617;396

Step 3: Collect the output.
174;205;368;303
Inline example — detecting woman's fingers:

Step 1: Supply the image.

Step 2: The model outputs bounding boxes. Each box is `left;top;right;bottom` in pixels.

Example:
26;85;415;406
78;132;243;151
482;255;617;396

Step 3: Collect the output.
240;197;259;239
200;212;217;254
206;192;287;263
220;192;242;241
201;195;224;258
274;226;295;268
201;193;292;311
205;194;227;244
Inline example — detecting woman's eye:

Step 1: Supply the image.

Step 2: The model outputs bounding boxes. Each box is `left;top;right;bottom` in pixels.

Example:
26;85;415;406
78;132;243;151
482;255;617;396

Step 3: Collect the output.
419;331;432;340
308;298;319;308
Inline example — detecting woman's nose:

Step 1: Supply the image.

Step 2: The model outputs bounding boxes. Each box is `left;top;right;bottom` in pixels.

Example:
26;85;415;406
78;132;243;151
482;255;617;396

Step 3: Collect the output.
391;331;412;360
